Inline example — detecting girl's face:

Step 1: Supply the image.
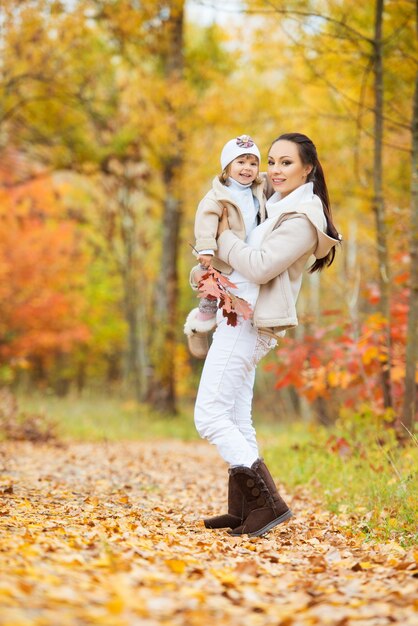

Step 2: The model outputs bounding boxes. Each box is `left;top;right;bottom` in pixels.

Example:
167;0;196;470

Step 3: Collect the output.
267;140;312;197
228;154;259;185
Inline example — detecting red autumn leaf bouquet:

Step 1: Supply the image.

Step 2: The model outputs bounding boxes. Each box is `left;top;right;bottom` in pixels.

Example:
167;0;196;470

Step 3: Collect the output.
197;267;253;327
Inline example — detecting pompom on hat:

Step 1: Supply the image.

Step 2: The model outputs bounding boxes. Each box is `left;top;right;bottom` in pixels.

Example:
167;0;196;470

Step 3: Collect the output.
220;135;261;171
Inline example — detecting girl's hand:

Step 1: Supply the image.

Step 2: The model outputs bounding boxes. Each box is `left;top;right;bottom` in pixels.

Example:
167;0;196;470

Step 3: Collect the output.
218;207;230;236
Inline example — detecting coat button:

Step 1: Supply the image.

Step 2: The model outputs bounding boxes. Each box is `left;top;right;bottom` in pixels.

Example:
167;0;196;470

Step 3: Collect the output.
246;479;255;488
251;488;260;497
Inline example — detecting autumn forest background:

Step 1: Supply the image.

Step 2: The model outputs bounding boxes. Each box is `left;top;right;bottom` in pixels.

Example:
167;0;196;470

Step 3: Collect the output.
1;0;418;540
1;2;418;623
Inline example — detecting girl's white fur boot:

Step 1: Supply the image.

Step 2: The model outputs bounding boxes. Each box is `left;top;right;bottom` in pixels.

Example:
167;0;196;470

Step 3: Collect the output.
184;308;216;359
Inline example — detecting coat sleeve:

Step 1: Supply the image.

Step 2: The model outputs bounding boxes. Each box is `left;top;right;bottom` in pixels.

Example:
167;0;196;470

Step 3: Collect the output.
217;215;317;284
194;197;223;252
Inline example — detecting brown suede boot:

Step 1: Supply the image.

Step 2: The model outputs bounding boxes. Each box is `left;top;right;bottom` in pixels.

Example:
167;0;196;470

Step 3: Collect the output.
204;472;247;529
253;459;291;515
228;459;293;537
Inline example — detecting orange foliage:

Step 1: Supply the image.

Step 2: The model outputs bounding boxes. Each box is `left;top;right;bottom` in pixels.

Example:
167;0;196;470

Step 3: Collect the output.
0;156;90;368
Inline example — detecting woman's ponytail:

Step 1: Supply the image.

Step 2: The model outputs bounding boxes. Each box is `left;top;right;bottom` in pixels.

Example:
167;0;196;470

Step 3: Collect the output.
309;160;340;273
272;133;341;273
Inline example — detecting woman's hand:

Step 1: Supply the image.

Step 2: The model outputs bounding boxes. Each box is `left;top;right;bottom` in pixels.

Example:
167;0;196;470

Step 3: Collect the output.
217;207;230;237
197;254;213;269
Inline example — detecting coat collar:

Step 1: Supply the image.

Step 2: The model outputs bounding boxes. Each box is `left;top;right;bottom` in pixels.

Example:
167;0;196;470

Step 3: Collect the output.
266;182;340;260
266;183;315;220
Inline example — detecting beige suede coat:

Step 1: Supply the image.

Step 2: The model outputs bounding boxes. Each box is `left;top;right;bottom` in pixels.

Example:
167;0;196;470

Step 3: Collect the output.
216;187;340;337
194;176;266;274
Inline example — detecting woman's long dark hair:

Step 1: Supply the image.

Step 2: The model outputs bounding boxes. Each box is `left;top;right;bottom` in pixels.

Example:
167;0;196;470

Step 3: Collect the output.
271;132;341;272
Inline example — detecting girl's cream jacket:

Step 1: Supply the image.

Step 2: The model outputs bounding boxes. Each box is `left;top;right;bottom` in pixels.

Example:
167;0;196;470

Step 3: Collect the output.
194;176;266;274
216;191;340;337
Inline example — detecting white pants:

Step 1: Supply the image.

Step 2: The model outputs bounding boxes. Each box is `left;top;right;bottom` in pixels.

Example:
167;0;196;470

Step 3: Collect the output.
194;316;277;467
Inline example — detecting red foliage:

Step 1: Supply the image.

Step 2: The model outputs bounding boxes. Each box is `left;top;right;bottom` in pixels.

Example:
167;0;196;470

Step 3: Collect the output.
268;276;410;416
326;435;352;458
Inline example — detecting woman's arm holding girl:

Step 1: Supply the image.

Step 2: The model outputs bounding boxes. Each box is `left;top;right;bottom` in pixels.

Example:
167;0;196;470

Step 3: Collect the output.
217;211;317;284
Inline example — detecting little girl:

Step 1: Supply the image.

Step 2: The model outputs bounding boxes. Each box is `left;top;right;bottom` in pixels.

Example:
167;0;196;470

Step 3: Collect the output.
184;135;266;358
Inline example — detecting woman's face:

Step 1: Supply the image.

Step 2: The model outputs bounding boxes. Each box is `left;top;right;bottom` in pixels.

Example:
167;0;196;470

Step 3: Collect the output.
267;140;312;197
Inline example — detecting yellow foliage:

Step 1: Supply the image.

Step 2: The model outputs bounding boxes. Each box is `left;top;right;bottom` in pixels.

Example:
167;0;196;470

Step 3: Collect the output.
362;346;380;365
0;0;415;401
327;370;352;389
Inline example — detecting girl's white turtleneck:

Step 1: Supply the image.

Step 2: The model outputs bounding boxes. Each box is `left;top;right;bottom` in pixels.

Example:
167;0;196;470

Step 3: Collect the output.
227;177;259;240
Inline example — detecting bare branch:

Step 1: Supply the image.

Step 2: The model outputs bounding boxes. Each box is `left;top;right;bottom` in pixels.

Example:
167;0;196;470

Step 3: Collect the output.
194;0;374;44
278;18;411;138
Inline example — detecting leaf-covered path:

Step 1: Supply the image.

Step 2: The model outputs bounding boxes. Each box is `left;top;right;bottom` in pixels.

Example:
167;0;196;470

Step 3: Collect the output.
0;441;417;626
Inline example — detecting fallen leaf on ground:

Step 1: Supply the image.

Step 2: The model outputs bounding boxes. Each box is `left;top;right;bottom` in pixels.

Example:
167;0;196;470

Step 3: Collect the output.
0;440;417;625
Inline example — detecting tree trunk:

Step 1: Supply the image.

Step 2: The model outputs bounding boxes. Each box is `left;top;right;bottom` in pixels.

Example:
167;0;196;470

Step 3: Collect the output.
151;1;185;413
402;67;418;432
119;184;143;402
372;0;392;409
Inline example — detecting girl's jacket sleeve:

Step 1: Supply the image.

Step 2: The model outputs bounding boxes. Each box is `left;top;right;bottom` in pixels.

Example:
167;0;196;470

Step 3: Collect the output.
216;215;317;284
194;198;223;252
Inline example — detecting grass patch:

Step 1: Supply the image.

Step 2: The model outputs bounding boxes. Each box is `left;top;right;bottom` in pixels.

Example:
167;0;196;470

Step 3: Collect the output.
262;412;418;547
16;392;198;441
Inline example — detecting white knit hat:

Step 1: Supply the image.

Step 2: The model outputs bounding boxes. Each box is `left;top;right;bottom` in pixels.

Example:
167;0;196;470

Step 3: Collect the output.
220;135;261;171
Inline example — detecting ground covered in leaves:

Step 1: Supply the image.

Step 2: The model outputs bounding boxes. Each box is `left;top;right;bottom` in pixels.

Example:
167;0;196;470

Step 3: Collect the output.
0;440;417;626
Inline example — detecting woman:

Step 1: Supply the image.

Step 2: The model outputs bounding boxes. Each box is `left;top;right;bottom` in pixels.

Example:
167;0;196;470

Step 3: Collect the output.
194;133;341;538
